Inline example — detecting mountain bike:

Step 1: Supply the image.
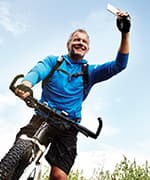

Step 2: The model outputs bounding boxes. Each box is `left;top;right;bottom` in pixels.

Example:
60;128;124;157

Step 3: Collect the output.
0;74;103;180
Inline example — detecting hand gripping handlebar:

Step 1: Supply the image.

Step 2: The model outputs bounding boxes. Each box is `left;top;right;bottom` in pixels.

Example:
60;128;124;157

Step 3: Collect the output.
9;74;103;139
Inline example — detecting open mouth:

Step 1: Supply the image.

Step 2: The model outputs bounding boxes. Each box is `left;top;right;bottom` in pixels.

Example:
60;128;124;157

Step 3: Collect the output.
74;45;86;51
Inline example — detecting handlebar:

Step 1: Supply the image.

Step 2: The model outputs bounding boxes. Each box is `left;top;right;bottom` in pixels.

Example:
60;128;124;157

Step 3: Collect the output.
9;74;103;139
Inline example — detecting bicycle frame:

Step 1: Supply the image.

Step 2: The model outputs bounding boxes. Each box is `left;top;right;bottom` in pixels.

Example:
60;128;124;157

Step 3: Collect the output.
6;74;103;179
0;74;102;180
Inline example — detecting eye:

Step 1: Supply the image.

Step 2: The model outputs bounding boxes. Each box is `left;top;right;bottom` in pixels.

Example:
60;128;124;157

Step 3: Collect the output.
74;38;80;42
83;39;88;44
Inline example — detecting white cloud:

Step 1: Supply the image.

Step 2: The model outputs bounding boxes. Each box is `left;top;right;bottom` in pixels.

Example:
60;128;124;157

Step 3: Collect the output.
0;1;27;34
0;93;16;112
0;93;16;104
0;92;33;159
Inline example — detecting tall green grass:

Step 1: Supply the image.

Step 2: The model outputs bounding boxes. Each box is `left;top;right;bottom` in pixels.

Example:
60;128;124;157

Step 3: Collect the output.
42;156;150;180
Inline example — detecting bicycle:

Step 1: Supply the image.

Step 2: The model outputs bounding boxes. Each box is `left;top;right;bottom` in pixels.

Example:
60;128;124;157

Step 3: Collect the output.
0;74;103;180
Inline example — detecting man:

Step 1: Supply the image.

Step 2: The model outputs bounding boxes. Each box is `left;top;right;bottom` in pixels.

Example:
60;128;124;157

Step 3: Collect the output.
15;9;131;180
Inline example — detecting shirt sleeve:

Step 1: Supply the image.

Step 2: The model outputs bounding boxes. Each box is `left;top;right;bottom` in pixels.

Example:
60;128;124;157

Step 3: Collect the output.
89;52;129;85
23;56;56;86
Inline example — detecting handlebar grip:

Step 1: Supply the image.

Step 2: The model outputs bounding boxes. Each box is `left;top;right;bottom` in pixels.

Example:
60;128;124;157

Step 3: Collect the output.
95;117;103;138
9;74;24;93
76;117;103;139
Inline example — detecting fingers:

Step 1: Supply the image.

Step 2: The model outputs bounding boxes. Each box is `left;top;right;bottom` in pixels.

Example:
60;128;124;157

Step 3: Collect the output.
15;84;33;100
117;9;129;18
15;88;30;100
116;10;131;33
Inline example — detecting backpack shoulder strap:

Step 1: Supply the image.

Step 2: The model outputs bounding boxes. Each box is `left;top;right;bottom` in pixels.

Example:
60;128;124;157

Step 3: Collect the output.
42;57;89;99
82;63;89;100
42;56;64;88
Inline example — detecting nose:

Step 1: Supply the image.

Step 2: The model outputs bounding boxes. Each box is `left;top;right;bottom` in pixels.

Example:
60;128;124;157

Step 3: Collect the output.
77;39;85;47
79;39;84;44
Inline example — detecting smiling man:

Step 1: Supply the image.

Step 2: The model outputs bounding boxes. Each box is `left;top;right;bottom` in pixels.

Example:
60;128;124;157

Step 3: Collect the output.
67;29;89;60
12;9;131;180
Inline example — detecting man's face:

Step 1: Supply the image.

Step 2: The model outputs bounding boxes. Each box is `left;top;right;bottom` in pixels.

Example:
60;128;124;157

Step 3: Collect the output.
67;32;89;60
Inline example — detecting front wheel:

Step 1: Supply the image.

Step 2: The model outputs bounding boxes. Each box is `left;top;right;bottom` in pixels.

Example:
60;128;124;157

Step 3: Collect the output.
0;138;33;180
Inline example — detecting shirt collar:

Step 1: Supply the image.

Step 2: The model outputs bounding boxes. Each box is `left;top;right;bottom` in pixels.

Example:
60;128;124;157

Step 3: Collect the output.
63;54;88;65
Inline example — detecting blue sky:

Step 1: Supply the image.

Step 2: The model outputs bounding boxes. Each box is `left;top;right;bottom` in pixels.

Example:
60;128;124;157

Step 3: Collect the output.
0;0;150;177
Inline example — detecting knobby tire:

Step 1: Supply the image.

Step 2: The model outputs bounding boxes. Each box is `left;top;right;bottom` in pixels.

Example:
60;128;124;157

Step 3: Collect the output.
0;138;33;180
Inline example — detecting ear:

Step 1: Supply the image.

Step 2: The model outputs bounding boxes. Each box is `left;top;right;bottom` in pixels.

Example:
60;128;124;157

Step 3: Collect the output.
66;42;68;49
66;41;71;52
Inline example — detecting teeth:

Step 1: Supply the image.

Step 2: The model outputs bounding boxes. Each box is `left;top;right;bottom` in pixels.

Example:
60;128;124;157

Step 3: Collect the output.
75;46;85;50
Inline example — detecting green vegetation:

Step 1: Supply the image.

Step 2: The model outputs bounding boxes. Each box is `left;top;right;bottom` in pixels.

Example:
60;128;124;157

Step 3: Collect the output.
41;156;150;180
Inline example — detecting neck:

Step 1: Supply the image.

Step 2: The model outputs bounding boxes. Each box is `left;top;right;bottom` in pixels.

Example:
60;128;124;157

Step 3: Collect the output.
68;53;84;61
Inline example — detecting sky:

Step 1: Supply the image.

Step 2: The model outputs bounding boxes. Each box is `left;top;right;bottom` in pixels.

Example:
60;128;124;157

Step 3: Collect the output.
0;0;150;178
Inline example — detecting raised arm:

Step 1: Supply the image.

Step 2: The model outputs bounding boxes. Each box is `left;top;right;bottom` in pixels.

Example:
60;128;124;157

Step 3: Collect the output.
116;10;131;54
118;32;129;54
89;10;131;86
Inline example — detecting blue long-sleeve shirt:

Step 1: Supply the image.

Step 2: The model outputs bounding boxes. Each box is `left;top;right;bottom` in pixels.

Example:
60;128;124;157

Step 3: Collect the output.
23;52;128;120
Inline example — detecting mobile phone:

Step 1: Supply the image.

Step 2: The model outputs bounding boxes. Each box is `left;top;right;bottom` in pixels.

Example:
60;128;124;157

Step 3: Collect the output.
107;4;119;16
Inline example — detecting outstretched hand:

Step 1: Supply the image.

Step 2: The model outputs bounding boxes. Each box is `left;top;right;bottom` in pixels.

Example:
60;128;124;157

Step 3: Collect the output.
116;10;131;33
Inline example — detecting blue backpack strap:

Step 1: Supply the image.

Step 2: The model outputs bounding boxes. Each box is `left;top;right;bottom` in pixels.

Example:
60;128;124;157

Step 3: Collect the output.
42;56;64;88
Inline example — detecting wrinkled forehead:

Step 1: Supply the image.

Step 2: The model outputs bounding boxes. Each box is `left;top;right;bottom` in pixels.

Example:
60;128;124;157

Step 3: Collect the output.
71;31;89;41
67;31;90;46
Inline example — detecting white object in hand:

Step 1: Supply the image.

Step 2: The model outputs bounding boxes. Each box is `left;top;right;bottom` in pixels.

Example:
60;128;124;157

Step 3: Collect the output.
107;4;119;15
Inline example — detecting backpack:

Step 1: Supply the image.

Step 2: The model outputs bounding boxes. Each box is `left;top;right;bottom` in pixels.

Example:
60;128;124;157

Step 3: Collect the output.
42;56;88;99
